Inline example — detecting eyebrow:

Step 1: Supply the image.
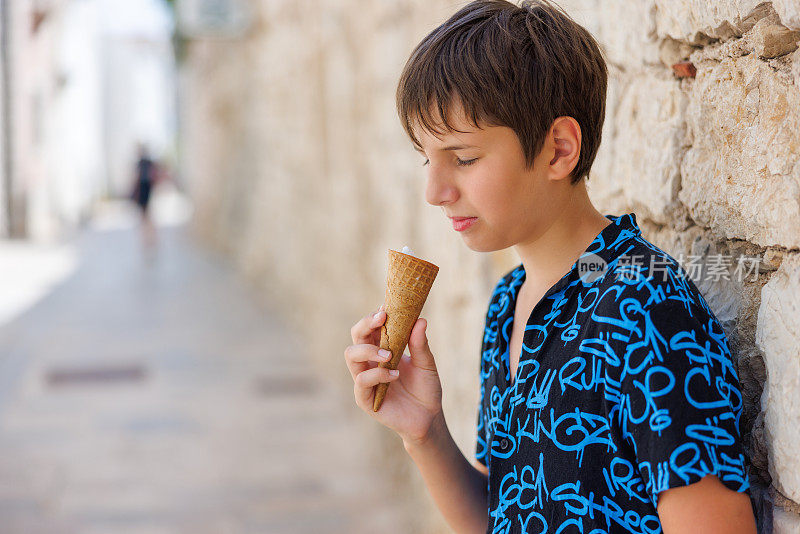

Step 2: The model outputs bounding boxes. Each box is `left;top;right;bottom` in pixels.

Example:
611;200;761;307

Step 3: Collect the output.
414;144;476;153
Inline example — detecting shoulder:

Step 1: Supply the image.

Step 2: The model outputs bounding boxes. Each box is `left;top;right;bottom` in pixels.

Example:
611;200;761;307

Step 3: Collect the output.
593;241;751;507
592;234;719;322
595;240;742;401
590;236;739;377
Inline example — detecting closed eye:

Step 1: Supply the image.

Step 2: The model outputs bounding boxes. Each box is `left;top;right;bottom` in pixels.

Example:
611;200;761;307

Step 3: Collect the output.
422;158;478;167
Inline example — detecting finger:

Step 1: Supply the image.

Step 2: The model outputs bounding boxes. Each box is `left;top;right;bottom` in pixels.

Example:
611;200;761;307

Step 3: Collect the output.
354;366;400;410
350;307;385;344
350;308;387;345
407;318;437;372
344;344;392;380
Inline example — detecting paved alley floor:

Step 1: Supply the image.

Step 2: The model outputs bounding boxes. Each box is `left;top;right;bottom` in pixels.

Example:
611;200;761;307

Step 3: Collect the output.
0;202;406;534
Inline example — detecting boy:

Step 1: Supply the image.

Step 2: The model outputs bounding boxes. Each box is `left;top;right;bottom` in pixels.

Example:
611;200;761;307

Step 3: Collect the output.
344;1;757;532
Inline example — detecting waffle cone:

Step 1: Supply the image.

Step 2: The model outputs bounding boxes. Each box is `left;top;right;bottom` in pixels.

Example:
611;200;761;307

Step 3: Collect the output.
373;249;439;412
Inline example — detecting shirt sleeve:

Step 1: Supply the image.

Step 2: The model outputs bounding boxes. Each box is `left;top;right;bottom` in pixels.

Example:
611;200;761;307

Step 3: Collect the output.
604;297;750;509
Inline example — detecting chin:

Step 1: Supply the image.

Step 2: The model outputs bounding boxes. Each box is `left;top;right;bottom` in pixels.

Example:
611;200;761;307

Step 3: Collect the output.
460;235;506;253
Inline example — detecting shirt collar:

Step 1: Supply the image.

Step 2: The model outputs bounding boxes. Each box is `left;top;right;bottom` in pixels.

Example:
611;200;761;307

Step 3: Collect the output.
585;211;642;265
506;212;642;297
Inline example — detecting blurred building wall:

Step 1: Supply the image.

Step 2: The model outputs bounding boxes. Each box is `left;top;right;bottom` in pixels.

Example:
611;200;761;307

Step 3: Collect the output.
6;0;53;237
0;0;8;236
4;0;99;239
177;1;800;532
0;0;176;241
1;0;105;240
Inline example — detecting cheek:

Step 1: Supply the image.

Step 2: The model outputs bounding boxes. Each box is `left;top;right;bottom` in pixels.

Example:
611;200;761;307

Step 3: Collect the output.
472;173;521;219
477;190;510;220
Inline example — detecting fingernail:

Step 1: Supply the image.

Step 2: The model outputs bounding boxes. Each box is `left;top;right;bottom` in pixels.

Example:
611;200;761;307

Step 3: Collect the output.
373;311;382;320
378;349;391;360
389;369;399;376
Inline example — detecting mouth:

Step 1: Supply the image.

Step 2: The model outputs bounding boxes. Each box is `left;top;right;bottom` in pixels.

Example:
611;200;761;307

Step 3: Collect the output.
450;216;478;232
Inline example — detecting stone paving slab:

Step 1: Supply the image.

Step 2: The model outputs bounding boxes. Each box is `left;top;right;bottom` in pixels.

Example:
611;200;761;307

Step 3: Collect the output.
0;209;408;534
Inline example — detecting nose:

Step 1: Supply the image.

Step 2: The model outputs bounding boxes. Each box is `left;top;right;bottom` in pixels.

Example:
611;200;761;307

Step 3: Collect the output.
424;164;459;207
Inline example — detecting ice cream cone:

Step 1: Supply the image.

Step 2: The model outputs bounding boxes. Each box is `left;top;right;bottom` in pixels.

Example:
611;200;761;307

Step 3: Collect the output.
373;248;439;412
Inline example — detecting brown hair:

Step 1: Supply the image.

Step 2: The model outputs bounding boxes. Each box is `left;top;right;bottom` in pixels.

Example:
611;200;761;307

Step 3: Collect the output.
396;0;608;184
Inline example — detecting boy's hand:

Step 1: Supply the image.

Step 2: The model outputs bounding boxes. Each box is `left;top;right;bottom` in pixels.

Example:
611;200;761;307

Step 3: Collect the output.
345;305;443;445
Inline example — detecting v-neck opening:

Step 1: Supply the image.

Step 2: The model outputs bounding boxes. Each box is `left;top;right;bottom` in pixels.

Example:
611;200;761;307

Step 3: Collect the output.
501;266;574;389
498;213;627;392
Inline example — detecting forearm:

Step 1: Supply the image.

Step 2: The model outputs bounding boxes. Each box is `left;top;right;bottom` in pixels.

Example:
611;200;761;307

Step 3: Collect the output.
403;411;489;534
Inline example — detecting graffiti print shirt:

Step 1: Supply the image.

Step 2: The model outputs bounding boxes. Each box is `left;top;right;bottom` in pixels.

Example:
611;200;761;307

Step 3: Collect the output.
475;213;750;534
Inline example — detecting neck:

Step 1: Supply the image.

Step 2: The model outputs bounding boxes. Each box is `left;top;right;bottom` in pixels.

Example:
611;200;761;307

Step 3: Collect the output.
513;180;611;291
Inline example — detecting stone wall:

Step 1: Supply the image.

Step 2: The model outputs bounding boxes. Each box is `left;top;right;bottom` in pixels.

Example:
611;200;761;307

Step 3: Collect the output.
178;1;800;532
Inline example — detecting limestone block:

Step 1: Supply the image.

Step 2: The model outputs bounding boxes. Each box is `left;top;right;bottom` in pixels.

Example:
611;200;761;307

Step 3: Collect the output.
588;73;688;225
756;253;800;504
586;69;629;215
679;52;800;248
774;505;800;534
655;0;772;44
763;248;788;271
559;0;662;69
774;0;800;31
658;36;699;70
749;16;800;58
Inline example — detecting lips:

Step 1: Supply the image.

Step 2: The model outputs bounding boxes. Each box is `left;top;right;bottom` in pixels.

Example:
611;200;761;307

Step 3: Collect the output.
451;216;478;232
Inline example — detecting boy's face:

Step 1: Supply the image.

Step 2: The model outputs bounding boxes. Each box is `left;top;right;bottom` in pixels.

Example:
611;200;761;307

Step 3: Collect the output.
412;103;574;253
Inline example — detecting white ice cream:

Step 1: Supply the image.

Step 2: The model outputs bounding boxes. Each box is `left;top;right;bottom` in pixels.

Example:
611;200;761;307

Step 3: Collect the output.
401;245;416;257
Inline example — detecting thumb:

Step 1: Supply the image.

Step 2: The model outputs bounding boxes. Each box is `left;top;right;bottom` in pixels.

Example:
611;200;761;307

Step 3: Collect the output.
406;318;437;371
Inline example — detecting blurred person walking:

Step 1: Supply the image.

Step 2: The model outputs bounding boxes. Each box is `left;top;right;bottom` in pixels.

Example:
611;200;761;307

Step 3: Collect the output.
129;143;165;257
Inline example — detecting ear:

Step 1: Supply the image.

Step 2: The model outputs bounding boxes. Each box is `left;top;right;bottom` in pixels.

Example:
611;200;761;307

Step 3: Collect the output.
547;116;582;181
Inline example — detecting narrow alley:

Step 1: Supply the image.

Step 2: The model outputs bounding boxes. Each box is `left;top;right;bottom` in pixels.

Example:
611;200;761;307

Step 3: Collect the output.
0;203;404;534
